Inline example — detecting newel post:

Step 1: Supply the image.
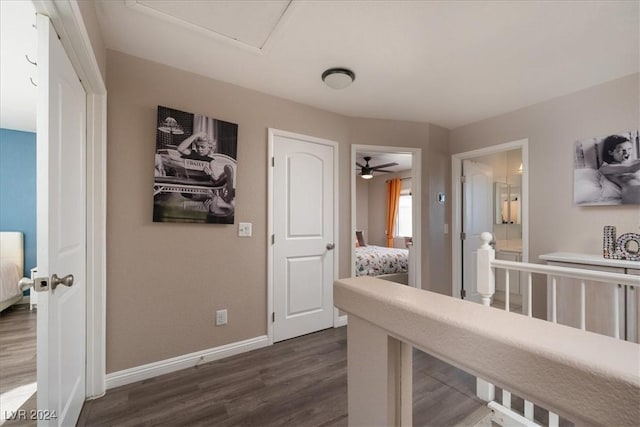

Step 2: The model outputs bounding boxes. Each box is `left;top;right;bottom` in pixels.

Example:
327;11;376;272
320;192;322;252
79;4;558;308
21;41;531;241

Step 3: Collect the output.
477;232;495;307
476;231;496;402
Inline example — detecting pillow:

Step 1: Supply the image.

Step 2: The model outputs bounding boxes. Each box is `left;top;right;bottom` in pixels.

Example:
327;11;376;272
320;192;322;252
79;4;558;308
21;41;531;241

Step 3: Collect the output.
574;168;622;205
355;230;366;247
574;168;603;204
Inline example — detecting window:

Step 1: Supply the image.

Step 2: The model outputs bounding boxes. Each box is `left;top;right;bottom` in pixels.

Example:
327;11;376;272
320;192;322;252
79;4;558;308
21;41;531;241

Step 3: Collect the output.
396;193;412;237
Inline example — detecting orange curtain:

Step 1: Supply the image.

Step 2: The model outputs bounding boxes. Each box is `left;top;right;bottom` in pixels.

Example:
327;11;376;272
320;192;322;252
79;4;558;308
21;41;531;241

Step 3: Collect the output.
385;178;402;247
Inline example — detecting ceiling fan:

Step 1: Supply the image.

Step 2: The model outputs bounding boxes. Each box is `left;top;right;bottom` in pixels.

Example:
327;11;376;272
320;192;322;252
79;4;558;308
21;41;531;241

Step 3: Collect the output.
356;156;398;179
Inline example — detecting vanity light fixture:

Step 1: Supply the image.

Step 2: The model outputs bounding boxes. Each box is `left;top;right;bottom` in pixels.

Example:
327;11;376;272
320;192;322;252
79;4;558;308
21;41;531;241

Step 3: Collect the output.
518;163;523;174
322;68;356;89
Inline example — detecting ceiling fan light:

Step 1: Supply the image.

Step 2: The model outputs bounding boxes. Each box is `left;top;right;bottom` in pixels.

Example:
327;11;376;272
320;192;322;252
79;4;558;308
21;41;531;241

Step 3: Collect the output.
322;68;355;89
361;166;373;179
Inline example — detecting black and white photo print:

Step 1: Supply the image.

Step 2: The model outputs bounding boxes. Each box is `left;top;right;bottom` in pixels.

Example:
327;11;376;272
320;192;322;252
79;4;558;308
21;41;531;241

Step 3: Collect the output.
574;130;640;206
153;105;238;223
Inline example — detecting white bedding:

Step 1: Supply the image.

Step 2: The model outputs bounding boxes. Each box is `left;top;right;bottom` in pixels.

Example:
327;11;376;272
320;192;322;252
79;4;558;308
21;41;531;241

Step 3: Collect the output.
574;168;622;206
355;245;409;277
0;259;22;303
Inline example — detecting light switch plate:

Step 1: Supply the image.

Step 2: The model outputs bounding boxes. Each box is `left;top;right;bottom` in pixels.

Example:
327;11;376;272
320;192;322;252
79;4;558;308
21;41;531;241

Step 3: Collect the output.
216;309;227;326
238;222;252;237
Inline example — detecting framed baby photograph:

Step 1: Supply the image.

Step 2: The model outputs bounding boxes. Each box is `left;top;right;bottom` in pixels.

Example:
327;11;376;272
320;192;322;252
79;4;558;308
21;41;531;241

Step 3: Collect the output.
153;105;238;223
574;130;640;206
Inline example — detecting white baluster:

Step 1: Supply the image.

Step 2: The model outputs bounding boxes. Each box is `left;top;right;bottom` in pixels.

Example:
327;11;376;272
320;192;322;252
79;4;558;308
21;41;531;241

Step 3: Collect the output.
505;269;510;312
614;285;620;339
524;400;534;421
527;272;532;317
503;390;511;409
551;276;557;323
580;280;586;330
549;411;559;427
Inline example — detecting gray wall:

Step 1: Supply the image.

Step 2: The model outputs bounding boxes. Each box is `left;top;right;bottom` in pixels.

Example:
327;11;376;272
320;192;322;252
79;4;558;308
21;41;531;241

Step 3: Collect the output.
106;50;449;372
450;73;640;316
355;177;369;241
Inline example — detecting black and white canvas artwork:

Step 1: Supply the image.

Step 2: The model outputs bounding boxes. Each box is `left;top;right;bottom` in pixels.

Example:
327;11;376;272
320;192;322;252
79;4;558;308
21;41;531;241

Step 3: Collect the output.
153;106;238;223
574;130;640;206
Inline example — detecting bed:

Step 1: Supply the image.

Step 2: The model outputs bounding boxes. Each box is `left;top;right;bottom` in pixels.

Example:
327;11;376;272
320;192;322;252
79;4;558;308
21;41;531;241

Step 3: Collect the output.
0;232;25;312
354;231;409;278
355;245;409;277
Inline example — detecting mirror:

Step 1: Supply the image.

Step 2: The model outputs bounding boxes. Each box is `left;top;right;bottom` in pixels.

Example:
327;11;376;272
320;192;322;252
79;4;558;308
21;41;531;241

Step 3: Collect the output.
495;182;520;224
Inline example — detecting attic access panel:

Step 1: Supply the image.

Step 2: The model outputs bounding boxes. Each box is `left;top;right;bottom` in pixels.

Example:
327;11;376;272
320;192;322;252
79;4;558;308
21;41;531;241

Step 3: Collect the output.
126;0;292;51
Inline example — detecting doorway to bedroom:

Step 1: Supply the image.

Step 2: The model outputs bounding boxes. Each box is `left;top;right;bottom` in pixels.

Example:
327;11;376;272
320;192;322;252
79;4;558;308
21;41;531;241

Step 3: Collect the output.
451;139;529;311
350;145;422;290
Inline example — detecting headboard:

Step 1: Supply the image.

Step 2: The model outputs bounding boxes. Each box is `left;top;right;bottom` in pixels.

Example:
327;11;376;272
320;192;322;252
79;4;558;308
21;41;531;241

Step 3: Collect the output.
0;232;24;274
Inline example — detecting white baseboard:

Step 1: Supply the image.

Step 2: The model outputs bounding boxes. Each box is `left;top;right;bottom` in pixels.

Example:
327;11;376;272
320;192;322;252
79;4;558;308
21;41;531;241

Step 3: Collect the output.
334;314;348;328
105;335;269;390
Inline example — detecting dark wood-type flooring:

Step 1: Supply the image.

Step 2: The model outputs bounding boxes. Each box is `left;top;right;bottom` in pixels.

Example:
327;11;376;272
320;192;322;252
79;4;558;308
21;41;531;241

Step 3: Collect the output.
1;304;37;427
1;304;498;426
78;327;487;426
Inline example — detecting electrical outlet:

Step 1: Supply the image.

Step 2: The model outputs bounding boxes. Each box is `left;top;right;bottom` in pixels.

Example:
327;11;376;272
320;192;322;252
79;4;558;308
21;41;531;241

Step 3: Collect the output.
238;222;252;237
216;309;227;326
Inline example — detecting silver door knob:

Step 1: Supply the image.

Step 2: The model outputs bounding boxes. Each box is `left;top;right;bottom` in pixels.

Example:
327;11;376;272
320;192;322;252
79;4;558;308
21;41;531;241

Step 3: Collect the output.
51;274;74;290
326;243;335;250
19;277;34;291
19;276;50;292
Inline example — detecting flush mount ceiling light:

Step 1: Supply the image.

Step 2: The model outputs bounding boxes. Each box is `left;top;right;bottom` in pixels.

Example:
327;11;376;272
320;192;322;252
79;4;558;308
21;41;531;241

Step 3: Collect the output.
321;67;355;89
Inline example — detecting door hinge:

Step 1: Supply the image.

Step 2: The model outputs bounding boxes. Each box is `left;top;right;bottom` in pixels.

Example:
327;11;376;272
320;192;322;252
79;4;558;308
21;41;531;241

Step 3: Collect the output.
460;175;466;183
460;289;466;299
272;312;275;322
271;234;275;245
272;157;275;167
460;232;466;240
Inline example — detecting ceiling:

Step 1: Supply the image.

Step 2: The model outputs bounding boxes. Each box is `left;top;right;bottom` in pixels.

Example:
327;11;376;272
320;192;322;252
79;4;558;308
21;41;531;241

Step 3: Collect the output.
0;0;37;132
1;1;638;133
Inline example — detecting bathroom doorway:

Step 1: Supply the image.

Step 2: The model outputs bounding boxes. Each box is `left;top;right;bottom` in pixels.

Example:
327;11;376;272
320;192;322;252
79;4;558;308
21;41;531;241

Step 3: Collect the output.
451;139;529;310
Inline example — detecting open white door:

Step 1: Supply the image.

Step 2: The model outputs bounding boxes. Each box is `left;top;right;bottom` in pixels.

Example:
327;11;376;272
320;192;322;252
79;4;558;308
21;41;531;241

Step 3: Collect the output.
461;160;493;303
271;131;336;342
36;14;87;426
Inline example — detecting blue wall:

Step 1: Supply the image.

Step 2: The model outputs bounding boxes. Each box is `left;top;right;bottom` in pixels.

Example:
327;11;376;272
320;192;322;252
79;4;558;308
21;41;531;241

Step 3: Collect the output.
0;128;37;277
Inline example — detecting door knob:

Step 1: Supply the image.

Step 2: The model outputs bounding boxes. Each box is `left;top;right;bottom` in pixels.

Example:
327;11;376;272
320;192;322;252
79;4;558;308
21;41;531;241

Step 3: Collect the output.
51;274;74;290
326;243;335;250
19;276;50;292
19;277;34;291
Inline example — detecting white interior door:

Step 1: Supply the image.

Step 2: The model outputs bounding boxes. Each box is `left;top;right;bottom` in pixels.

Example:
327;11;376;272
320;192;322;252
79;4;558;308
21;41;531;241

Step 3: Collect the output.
272;133;335;342
462;160;493;302
36;14;87;426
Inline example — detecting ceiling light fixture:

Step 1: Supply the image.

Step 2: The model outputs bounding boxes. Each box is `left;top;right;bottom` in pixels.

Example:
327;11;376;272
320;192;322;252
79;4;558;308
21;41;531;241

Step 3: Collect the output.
322;67;355;89
360;156;373;179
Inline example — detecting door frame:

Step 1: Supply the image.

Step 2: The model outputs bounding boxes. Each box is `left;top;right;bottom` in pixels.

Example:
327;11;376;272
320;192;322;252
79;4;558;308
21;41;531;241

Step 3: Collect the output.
350;145;422;291
33;0;107;398
451;139;529;300
267;128;339;345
